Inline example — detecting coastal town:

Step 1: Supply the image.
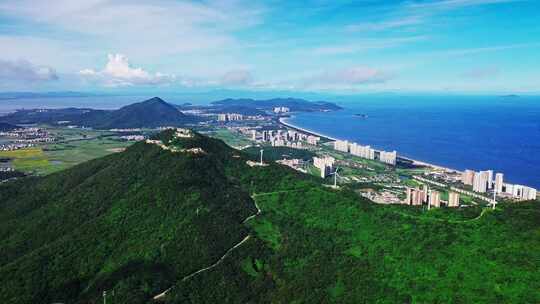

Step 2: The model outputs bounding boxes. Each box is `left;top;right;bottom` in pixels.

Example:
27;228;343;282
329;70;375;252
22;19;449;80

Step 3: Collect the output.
0;103;537;208
203;106;537;208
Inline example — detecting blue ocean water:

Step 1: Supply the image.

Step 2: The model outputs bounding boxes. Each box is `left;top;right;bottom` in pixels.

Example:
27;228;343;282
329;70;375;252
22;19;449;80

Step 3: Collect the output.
287;95;540;189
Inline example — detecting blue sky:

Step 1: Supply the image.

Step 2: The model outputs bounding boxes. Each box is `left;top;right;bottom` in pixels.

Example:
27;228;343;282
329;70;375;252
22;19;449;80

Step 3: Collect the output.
0;0;539;94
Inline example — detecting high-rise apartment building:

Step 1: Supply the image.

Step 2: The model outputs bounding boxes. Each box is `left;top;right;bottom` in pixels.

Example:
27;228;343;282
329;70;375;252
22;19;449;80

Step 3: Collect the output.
429;190;441;208
473;171;489;193
379;150;397;166
495;173;504;193
313;156;335;178
334;140;349;152
461;170;475;185
448;192;460;207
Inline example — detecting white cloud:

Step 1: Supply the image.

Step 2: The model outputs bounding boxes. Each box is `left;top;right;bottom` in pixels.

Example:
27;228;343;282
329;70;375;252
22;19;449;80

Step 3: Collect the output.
80;54;175;87
0;59;58;83
0;0;263;58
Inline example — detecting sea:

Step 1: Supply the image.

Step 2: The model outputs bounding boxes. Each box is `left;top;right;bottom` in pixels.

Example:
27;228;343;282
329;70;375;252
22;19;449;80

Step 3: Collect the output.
285;95;540;189
1;94;539;188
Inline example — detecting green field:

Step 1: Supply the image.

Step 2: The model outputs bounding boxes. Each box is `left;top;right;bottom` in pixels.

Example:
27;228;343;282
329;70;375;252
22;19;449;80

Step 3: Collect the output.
0;128;133;175
206;128;253;148
0;148;50;173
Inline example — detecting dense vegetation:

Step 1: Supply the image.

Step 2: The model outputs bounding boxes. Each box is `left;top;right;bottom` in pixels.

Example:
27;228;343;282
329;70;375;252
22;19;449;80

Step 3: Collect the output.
1;130;538;303
0;97;201;129
0;170;25;181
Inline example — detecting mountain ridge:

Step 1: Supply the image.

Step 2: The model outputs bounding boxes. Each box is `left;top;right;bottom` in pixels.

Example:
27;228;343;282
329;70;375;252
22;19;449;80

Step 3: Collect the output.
0;97;201;129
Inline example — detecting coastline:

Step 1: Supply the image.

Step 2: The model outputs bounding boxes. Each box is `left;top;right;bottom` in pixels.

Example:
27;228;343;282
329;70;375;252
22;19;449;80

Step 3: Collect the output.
279;116;460;174
279;117;338;141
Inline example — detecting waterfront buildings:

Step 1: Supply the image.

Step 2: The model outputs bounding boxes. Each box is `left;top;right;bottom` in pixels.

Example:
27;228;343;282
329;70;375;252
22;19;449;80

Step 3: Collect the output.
504;184;537;201
306;135;320;145
334;140;349;152
333;140;393;165
313;156;335;178
472;171;490;193
448;192;460;207
463;168;536;201
379;151;397;166
273;107;290;114
495;173;504;193
349;143;375;160
461;170;475;185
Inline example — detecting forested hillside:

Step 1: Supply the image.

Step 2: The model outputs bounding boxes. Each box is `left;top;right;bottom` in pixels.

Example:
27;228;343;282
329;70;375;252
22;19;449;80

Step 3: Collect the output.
1;130;538;303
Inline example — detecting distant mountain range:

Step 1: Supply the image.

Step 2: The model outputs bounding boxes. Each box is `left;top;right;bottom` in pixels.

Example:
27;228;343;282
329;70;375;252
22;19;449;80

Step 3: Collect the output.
0;96;342;128
0;122;20;132
212;97;343;112
0;97;201;129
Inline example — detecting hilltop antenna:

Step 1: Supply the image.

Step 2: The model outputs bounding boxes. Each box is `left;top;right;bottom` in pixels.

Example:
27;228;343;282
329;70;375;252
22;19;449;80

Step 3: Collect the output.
260;149;264;165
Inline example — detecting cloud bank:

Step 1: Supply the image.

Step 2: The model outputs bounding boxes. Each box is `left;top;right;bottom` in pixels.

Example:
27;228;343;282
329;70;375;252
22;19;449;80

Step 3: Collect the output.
80;54;175;87
0;59;58;83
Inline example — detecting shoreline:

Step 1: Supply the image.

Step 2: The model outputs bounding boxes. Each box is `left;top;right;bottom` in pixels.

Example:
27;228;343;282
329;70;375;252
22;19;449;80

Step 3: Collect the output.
279;116;460;174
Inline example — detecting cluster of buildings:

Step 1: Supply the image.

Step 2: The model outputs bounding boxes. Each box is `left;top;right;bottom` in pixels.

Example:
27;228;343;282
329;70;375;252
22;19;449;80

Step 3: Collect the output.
461;169;536;201
334;140;397;166
0;127;56;151
404;185;460;208
119;135;146;141
313;155;335;178
217;113;267;122
0;143;35;151
273;107;290;114
251;129;320;148
0;127;53;141
276;158;307;173
217;113;244;122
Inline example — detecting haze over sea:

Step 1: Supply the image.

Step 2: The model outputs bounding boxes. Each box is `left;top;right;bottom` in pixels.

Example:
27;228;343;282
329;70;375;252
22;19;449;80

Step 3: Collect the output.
286;95;540;189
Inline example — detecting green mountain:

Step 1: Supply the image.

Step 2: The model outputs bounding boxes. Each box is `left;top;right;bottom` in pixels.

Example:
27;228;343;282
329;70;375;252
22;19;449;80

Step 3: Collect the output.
94;97;199;129
0;97;201;129
1;130;539;303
